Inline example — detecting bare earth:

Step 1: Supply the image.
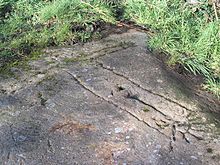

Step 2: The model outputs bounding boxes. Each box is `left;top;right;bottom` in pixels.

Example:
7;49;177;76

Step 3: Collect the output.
0;29;220;165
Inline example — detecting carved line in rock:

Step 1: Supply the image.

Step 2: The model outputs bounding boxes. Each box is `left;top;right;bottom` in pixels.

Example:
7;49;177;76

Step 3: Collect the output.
64;42;137;63
64;70;196;151
65;65;207;144
64;70;168;138
124;91;168;118
96;61;195;113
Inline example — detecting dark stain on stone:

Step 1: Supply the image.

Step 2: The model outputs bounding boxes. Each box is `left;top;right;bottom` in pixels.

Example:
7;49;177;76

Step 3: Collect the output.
37;74;68;100
143;107;150;112
0;120;45;154
37;92;47;106
116;85;125;91
126;92;139;100
207;148;213;153
10;121;43;152
0;95;19;108
212;154;220;160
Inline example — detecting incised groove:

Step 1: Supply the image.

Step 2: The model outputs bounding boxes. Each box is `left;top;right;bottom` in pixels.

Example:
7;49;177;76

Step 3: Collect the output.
96;61;195;113
63;41;136;64
64;70;168;137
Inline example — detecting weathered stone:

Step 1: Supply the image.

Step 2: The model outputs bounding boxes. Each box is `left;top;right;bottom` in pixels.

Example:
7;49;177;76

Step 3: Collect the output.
0;29;220;164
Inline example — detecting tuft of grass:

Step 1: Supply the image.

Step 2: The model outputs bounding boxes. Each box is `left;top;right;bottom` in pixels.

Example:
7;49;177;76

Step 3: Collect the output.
123;0;220;96
0;0;116;66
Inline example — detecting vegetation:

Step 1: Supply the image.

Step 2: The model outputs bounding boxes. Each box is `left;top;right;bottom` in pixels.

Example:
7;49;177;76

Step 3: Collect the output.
0;0;116;64
122;0;220;96
0;0;219;96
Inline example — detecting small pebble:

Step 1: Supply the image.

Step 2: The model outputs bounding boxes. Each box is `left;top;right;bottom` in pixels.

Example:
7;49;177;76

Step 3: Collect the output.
125;136;130;139
210;124;215;127
157;79;163;83
82;68;88;72
198;152;202;156
17;154;25;158
157;154;161;157
86;78;92;82
115;127;123;134
190;156;198;160
37;74;45;79
156;145;161;149
16;135;27;142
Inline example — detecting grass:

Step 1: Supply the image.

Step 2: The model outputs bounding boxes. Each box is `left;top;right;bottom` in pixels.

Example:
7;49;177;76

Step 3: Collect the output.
122;0;220;96
0;0;116;64
0;0;219;96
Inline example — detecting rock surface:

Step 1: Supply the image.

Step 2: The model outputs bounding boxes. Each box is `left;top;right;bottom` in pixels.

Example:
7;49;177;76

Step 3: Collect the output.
0;29;220;165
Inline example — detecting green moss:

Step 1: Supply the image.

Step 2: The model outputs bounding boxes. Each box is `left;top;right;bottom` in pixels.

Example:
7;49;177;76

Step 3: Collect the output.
207;148;213;153
0;49;44;77
63;52;88;63
29;50;44;60
46;61;56;65
37;74;56;85
0;65;15;78
143;107;150;112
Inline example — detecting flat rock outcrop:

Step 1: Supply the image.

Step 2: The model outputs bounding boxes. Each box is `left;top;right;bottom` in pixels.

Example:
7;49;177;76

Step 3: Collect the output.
0;29;220;165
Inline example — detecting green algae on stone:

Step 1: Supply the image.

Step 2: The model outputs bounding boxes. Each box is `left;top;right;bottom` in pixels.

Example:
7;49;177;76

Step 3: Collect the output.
143;107;150;112
207;148;213;153
63;52;88;63
0;50;44;78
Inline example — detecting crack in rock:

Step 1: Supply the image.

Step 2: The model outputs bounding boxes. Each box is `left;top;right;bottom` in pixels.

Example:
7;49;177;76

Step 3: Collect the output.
64;67;211;145
62;42;136;64
169;124;177;152
125;91;168;118
96;61;195;113
64;70;168;137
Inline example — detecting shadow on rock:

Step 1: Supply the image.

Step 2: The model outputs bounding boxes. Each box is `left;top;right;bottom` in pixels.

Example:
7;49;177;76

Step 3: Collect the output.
0;120;47;163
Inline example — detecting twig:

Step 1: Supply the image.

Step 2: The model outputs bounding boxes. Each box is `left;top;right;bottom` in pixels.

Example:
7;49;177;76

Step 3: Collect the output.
213;0;219;21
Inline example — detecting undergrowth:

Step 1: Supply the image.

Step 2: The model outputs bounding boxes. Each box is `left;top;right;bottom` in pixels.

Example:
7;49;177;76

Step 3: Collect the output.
0;0;116;65
123;0;220;96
